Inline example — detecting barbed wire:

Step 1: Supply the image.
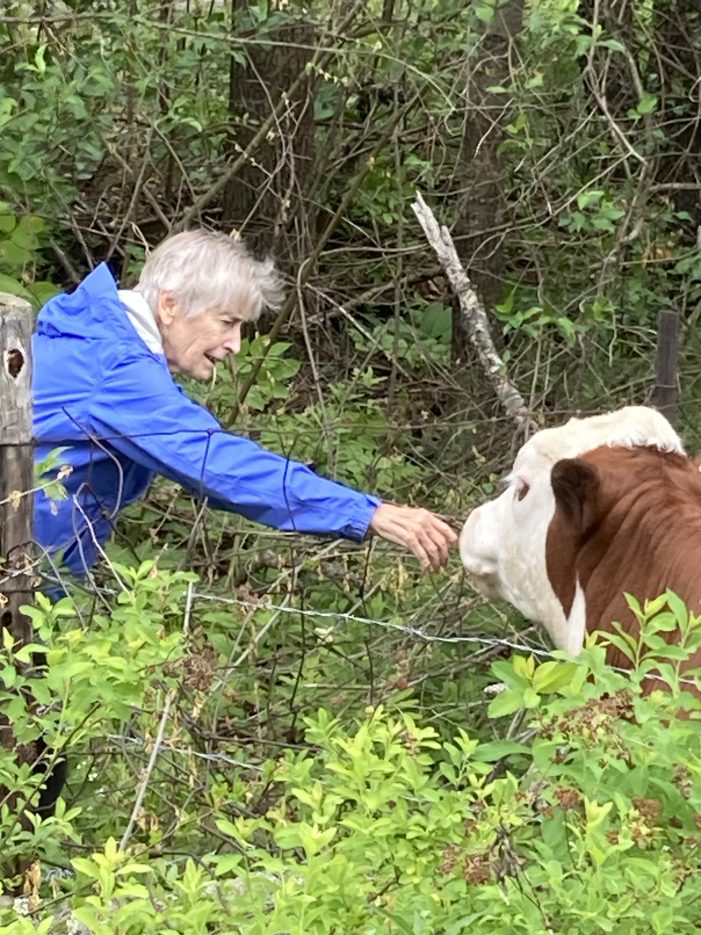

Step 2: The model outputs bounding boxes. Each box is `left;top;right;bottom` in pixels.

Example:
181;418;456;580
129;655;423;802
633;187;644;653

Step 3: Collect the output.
189;590;552;656
9;553;699;697
106;732;265;773
5;521;701;686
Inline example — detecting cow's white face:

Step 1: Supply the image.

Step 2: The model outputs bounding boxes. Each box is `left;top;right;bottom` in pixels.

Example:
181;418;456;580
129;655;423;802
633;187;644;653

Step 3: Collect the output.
459;406;684;654
459;435;573;647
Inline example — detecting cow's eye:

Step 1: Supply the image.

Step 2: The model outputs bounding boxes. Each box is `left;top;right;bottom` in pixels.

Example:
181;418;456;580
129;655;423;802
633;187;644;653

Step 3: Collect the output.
516;480;530;502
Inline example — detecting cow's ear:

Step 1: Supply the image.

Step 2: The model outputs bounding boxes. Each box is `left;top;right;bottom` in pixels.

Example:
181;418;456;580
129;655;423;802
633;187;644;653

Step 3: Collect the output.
551;458;600;537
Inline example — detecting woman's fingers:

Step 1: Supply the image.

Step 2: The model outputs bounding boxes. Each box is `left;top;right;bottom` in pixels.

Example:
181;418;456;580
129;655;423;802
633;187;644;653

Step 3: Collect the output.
368;503;459;571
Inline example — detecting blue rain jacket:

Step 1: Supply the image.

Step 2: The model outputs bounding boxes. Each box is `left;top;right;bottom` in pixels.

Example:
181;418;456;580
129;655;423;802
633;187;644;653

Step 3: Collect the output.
33;263;381;578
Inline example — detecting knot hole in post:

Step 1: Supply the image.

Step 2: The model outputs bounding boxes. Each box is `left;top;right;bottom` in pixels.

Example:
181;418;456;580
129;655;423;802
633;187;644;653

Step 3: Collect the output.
5;348;24;379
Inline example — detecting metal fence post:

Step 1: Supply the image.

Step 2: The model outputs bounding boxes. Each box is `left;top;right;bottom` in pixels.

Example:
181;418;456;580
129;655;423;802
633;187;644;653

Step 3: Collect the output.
652;308;680;424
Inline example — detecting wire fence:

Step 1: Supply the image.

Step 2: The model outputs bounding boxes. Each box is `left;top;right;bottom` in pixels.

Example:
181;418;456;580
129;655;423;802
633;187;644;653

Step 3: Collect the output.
5;395;701;884
4;363;701;813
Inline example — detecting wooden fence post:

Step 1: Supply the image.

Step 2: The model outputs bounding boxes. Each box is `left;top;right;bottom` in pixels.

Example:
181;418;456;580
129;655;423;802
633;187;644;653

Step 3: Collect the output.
0;292;36;758
652;308;680;425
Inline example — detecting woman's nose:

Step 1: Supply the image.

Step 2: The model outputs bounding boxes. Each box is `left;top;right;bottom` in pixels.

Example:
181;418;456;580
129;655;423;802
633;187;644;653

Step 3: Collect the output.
223;325;242;355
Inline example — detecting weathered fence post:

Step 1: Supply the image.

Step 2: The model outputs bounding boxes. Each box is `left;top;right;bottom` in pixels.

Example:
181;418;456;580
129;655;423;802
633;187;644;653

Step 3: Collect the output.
652;308;680;425
0;292;35;760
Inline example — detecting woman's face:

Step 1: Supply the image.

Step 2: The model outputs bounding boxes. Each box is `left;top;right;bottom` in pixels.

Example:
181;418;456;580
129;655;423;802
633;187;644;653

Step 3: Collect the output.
156;292;252;380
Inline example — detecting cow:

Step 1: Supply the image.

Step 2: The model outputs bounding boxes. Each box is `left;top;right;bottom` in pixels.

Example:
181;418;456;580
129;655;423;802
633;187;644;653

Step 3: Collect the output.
459;406;701;685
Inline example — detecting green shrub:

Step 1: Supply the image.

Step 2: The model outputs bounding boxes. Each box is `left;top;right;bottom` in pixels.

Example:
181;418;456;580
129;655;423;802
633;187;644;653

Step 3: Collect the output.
2;589;700;933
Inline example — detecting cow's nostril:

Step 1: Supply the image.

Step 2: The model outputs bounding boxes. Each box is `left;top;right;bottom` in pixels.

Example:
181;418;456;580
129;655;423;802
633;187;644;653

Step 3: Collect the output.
464;570;502;602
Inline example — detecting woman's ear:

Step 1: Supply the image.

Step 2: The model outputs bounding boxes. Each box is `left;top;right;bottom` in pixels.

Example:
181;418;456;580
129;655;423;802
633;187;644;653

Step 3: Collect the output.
156;290;178;327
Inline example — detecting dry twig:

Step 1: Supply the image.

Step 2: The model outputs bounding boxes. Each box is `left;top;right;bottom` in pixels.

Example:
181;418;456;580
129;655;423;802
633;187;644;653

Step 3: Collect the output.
411;192;535;434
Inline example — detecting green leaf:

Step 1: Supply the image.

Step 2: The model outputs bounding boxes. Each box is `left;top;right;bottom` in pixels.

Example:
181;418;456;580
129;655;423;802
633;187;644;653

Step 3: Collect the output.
118;862;152;875
665;590;689;629
0;211;15;234
0;238;30;267
215;816;250;846
490;659;530;689
474;3;495;23
473;740;530;761
642;633;670;652
27;280;59;306
577;190;604;210
598;38;626;52
645;611;677;632
513;654;536;681
603;631;638;664
649;644;691;661
0;273;30;298
644;594;671;617
488;688;525;717
34;43;48;76
584;797;612;830
532;661;579;693
0;666;16;688
72;857;101;879
636;93;657;115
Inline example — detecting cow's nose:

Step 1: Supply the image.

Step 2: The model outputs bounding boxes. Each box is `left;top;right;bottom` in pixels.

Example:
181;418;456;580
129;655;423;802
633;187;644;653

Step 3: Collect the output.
459;510;497;577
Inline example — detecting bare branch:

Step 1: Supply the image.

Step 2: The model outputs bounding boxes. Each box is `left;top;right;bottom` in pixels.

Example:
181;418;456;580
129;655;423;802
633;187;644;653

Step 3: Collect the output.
411;192;534;433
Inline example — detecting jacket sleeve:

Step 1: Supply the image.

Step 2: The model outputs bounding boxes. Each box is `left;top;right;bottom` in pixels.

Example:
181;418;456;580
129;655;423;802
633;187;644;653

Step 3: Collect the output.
87;347;381;541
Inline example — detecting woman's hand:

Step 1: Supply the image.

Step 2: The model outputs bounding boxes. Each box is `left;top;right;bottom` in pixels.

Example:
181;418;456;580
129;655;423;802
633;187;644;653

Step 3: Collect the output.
368;503;458;572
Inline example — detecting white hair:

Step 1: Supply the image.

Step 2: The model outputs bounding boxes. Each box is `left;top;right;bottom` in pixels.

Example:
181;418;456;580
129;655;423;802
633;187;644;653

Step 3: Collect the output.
135;229;284;319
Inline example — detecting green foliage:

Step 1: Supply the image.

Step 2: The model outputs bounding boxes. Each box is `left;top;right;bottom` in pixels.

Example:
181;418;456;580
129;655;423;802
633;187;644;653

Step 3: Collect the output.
0;204;57;304
559;190;627;236
33;447;71;506
351;299;452;369
251;383;424;492
489;590;701;717
193;312;444;495
494;291;583;343
0;564;192;879
3;2;701;930
0;35;114;237
3;594;701;932
232;336;303;413
353;153;436;227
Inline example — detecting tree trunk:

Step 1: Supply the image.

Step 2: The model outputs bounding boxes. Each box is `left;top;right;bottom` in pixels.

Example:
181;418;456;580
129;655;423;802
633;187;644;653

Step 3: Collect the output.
652;1;701;237
222;4;317;269
452;0;525;361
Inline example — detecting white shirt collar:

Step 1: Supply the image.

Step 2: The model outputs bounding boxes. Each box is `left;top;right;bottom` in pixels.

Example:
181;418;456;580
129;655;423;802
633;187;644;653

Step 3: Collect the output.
118;289;164;355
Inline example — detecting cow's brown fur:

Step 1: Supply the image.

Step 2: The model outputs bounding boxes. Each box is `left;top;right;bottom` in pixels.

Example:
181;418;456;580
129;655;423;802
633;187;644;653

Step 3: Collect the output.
546;445;701;684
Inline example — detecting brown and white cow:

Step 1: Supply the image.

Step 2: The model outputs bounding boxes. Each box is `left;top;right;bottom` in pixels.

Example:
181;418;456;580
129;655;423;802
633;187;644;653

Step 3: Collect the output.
459;406;701;679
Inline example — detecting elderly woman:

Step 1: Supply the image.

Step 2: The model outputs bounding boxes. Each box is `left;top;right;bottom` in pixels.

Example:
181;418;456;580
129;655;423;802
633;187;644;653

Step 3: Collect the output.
33;229;456;585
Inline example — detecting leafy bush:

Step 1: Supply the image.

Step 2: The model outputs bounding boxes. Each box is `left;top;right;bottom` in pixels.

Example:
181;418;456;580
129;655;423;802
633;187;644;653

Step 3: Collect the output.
0;204;57;305
0;564;192;882
2;589;700;932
